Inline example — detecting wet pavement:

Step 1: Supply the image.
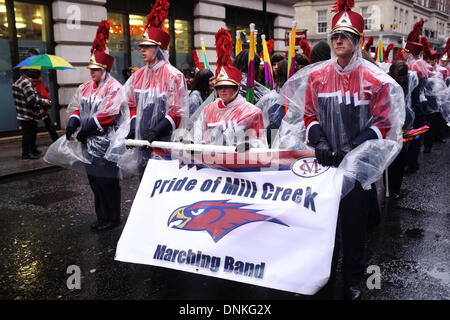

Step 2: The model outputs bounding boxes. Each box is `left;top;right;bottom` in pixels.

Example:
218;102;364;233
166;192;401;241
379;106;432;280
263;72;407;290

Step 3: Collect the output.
0;140;448;300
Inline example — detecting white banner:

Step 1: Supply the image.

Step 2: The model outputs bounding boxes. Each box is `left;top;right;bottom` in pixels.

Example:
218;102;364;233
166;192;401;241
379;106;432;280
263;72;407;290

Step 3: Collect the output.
115;150;343;295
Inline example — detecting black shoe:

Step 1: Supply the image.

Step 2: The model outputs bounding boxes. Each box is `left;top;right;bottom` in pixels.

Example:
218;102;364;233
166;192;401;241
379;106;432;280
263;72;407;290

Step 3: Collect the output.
423;147;431;153
32;149;42;155
93;220;121;232
390;193;401;200
404;166;418;174
21;153;40;160
90;220;104;230
343;286;361;300
437;138;446;143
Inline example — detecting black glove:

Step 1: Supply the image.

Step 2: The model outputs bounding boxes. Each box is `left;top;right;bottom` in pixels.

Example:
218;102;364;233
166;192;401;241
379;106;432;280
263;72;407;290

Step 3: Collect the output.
65;117;80;140
332;127;379;166
143;129;158;144
235;142;252;153
126;117;136;140
181;139;195;155
142;118;173;146
332;143;355;167
76;118;102;144
314;136;333;167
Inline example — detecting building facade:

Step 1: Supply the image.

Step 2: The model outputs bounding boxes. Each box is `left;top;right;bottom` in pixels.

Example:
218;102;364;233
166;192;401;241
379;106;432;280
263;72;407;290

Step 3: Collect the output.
0;0;296;135
294;0;449;55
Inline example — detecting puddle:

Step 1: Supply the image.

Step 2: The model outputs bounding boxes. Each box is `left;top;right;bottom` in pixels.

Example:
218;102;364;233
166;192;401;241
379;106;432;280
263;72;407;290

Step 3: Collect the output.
22;190;79;208
425;265;450;287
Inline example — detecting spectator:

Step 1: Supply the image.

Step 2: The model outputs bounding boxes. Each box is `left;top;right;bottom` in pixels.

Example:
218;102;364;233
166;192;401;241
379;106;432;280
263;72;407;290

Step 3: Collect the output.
188;68;214;116
27;49;59;142
310;41;331;64
12;69;50;159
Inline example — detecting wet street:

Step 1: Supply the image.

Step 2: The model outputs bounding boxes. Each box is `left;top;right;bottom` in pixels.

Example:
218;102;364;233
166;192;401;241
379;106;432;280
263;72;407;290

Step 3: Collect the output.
0;142;449;301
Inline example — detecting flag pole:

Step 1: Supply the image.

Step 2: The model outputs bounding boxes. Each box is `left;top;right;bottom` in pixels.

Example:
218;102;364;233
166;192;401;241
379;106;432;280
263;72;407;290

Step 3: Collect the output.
201;37;210;70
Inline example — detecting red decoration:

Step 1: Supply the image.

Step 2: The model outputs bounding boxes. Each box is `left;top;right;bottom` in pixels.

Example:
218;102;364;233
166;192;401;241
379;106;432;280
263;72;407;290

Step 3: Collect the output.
383;43;394;62
267;39;274;56
407;19;424;43
364;36;373;52
331;0;355;13
192;49;204;70
215;28;233;75
439;37;450;60
299;39;311;63
146;0;169;29
421;36;432;60
91;20;110;54
395;48;404;61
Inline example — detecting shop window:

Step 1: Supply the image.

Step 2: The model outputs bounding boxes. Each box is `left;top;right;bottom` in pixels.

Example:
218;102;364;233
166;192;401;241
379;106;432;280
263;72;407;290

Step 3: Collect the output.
107;12;127;83
14;1;56;129
174;19;192;73
0;0;17;132
14;1;49;60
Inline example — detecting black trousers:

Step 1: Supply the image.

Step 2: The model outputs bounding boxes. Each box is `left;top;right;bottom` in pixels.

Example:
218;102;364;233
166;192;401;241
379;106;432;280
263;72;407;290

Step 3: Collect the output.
424;112;447;149
43;115;59;142
85;157;121;223
20;120;38;156
406;114;427;171
386;145;408;194
331;182;370;287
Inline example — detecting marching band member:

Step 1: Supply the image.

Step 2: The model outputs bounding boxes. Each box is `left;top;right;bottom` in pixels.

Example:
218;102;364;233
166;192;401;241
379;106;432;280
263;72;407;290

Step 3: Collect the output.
107;0;188;179
278;0;405;299
46;20;123;231
188;29;266;149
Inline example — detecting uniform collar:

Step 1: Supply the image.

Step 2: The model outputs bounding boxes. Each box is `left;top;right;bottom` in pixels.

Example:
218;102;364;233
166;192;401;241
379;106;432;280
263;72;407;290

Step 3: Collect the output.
148;60;165;72
333;54;361;73
217;93;243;109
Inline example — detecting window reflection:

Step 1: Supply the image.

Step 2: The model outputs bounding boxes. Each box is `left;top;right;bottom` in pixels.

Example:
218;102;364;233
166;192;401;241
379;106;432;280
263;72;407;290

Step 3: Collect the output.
107;12;126;83
174;19;191;73
0;0;15;131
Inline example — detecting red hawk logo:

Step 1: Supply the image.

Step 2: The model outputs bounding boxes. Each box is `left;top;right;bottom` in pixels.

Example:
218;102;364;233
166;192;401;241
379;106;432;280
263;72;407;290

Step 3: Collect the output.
167;200;288;242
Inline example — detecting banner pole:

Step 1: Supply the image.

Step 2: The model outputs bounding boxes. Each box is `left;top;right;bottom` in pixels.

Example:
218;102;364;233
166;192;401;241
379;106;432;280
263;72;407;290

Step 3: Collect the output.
125;139;278;154
385;170;390;197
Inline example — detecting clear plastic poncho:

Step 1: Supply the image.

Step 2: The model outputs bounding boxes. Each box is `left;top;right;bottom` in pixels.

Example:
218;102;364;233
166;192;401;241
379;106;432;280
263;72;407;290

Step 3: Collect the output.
44;72;124;172
182;92;268;148
105;47;188;176
424;64;449;116
239;73;270;105
272;31;405;197
404;70;418;130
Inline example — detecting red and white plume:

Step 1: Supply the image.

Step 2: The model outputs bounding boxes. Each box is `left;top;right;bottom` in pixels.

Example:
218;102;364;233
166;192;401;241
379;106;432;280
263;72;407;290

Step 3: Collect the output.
395;48;405;61
191;49;204;70
215;28;233;76
407;19;424;43
364;36;373;52
331;0;355;13
267;39;274;56
383;43;394;62
91;20;110;54
420;36;432;60
146;0;169;29
299;39;311;63
440;37;450;60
